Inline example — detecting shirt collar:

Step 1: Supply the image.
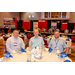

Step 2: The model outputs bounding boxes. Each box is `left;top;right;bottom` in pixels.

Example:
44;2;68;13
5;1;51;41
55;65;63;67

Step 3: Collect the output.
13;36;19;39
34;36;40;39
54;37;60;40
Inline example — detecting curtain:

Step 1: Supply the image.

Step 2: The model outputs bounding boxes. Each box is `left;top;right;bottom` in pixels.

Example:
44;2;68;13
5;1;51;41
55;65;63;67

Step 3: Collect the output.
74;23;75;29
23;20;30;30
38;20;47;30
61;22;68;30
15;18;17;29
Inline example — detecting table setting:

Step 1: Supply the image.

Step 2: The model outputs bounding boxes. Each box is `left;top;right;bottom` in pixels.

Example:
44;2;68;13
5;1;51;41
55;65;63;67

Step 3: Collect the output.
0;46;72;62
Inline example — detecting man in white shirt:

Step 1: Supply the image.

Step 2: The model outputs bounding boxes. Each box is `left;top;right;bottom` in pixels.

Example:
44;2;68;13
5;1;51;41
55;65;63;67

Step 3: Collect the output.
6;29;25;53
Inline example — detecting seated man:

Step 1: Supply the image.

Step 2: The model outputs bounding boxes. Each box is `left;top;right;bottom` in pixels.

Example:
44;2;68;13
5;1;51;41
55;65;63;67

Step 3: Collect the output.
6;29;25;53
48;31;67;52
29;29;44;49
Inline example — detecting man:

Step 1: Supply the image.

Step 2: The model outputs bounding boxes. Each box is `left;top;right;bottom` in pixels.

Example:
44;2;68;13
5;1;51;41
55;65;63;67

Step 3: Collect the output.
48;31;67;52
29;29;44;49
6;29;25;53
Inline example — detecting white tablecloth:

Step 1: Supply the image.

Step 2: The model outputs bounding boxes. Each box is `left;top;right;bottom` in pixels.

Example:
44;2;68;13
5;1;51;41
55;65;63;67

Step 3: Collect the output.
4;50;72;62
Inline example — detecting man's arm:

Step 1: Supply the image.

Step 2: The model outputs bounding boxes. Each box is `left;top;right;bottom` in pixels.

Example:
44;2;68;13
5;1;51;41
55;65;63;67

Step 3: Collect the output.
21;39;25;49
6;38;13;53
29;38;32;48
63;48;67;52
63;40;67;52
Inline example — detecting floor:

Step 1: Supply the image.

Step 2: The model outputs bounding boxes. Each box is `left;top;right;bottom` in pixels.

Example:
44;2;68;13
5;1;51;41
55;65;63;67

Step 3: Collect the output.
68;49;75;62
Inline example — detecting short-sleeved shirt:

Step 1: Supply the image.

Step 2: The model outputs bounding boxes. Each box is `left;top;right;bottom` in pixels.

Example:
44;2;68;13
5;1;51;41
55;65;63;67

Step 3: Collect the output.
48;38;67;52
29;36;44;49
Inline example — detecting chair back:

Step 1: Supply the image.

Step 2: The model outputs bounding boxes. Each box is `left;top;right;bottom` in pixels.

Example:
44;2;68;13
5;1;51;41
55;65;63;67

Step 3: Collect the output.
3;36;9;41
20;36;24;41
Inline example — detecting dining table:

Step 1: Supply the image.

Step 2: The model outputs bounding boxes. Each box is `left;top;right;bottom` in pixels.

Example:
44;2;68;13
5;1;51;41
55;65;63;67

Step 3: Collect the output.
0;47;72;62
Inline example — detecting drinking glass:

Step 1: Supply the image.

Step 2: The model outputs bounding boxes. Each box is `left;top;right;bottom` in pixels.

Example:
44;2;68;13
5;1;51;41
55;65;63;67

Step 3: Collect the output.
27;47;32;62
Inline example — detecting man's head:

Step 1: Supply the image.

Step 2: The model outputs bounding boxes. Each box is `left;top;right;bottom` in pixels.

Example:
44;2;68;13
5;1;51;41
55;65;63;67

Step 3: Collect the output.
13;29;19;38
54;31;60;39
34;29;39;38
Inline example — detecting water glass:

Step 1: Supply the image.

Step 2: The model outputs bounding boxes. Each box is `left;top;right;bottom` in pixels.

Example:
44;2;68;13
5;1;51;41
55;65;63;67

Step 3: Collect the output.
17;48;22;54
2;54;10;62
27;49;31;62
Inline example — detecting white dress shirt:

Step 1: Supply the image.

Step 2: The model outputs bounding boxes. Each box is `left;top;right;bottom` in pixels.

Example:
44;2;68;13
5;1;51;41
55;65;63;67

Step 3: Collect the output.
6;36;25;53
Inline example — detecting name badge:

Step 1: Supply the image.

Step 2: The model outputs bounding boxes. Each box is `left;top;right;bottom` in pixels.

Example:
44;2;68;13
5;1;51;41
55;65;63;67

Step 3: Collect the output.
14;42;17;46
55;46;58;50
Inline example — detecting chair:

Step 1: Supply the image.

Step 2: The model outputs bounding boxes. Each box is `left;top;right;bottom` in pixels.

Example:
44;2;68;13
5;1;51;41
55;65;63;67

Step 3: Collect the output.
56;29;60;32
3;36;9;41
42;28;46;32
72;29;75;34
4;45;7;53
20;36;24;41
64;29;69;34
71;36;75;42
3;36;9;45
27;33;31;38
48;28;52;33
28;35;33;39
44;40;48;48
42;35;46;39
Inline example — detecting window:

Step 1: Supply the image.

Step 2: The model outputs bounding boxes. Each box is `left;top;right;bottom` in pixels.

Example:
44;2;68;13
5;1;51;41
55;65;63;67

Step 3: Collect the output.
61;12;67;18
45;12;49;18
43;12;49;18
41;12;69;19
51;12;60;18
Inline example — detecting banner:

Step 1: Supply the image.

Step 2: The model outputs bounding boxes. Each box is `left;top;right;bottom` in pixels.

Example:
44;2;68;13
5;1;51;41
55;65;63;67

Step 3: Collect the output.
51;22;57;30
33;22;38;30
61;22;68;30
4;18;15;29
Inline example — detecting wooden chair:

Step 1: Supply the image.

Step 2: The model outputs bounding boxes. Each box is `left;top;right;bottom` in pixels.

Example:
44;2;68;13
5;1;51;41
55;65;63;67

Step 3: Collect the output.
42;35;46;39
0;39;5;58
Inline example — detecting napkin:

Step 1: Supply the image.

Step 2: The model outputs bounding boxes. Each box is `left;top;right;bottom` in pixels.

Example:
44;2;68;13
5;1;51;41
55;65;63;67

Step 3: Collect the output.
20;48;26;52
63;59;71;62
68;37;71;39
49;38;52;41
21;35;23;36
4;34;6;36
48;47;53;53
6;52;10;55
24;34;26;36
10;35;12;37
3;52;13;58
66;38;70;41
59;52;67;58
45;37;49;39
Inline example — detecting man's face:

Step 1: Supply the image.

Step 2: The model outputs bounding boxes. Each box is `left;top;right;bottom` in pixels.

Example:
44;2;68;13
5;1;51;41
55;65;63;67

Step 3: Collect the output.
34;30;39;38
54;32;60;38
13;31;19;38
